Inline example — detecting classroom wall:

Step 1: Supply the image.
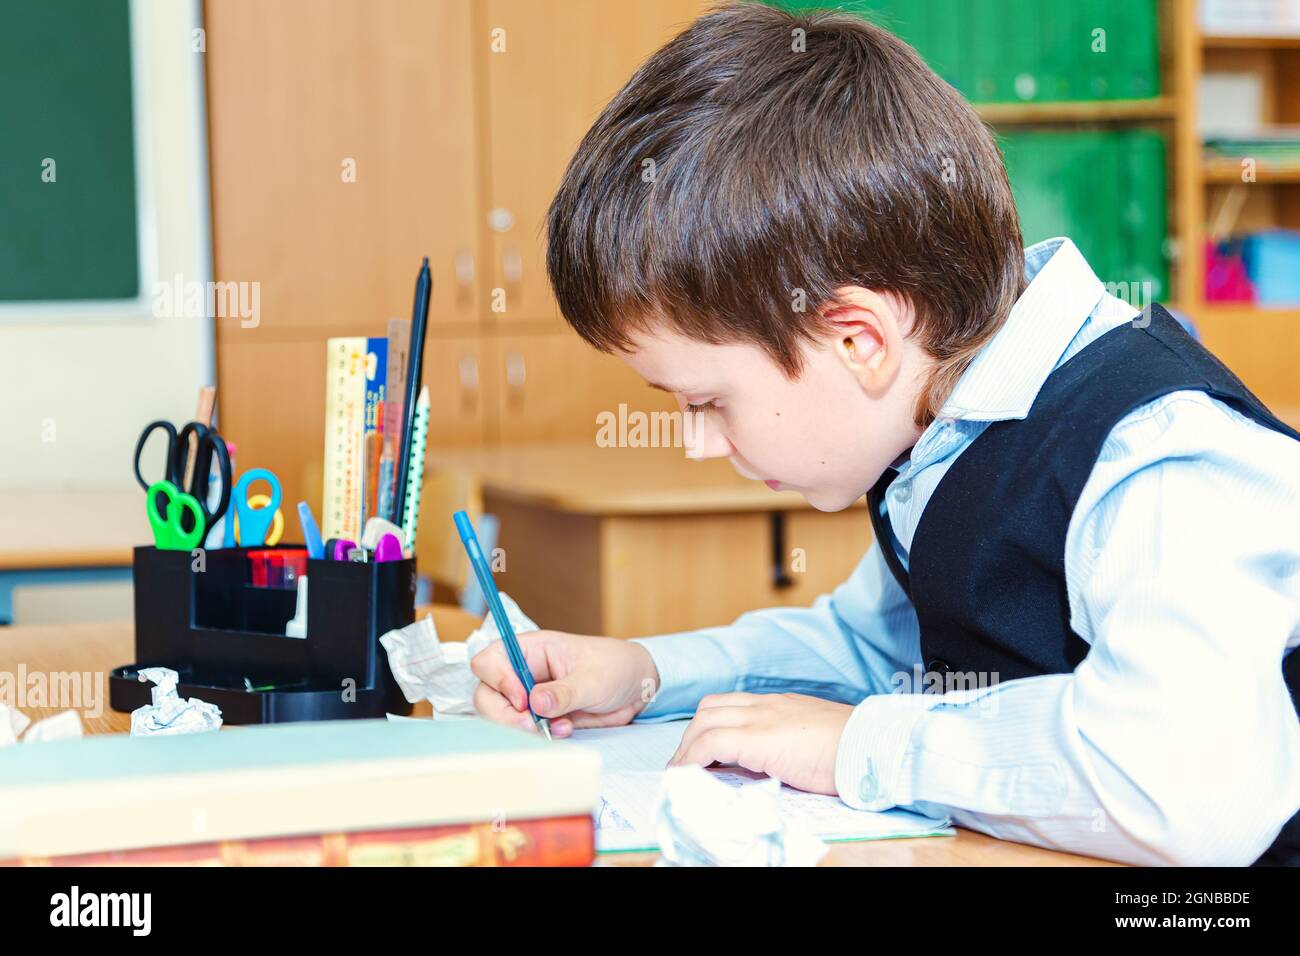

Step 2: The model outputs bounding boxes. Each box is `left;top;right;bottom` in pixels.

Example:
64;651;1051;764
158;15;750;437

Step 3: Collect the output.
0;0;213;488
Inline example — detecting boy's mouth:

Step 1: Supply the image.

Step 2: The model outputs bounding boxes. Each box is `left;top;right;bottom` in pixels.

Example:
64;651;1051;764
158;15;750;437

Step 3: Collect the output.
764;479;781;490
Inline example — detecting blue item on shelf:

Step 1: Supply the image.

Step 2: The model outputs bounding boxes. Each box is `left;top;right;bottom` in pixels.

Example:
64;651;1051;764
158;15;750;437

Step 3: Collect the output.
1243;230;1300;307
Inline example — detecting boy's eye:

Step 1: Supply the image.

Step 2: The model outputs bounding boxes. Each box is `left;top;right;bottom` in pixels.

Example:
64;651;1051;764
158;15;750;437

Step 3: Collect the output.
685;400;715;413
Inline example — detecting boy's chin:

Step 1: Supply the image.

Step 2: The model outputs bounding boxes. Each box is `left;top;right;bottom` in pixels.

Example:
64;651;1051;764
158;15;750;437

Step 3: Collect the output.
799;486;864;513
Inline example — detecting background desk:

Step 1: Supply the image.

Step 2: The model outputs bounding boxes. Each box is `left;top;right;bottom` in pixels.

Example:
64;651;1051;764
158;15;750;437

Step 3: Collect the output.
428;443;872;638
0;487;144;625
0;618;1116;867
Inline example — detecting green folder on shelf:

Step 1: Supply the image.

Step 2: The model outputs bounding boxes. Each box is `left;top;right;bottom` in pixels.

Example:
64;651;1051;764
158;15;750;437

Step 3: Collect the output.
769;0;1160;104
1007;0;1044;103
968;0;1008;102
1001;129;1169;303
766;1;1171;303
1121;130;1169;301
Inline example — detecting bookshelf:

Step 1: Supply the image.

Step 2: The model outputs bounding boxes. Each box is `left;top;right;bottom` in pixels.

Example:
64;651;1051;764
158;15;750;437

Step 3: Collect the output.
1175;5;1300;407
976;97;1178;124
1203;160;1300;184
1202;34;1300;51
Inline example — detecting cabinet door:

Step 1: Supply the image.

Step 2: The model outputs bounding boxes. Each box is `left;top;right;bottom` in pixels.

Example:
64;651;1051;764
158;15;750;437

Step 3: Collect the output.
206;0;482;336
424;333;496;449
492;330;678;444
478;0;711;323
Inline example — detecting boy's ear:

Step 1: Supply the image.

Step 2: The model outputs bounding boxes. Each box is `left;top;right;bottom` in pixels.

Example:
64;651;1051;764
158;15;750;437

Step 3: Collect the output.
823;286;905;393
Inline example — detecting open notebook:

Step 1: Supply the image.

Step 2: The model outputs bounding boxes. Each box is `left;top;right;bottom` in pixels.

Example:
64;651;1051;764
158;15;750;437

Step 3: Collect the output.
567;720;953;853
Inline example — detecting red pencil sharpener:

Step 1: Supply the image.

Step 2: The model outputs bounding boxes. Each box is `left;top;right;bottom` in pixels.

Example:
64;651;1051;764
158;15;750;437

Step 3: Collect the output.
247;548;308;589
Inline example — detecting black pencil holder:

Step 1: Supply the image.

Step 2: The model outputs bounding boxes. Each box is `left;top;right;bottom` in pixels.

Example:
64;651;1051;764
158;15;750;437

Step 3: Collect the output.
110;544;416;724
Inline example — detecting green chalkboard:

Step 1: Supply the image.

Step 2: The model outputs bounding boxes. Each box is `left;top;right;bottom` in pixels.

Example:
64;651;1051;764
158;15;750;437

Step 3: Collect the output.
0;0;140;301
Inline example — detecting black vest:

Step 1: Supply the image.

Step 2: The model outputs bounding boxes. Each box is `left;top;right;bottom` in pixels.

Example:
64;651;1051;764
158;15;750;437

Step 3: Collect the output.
867;305;1300;865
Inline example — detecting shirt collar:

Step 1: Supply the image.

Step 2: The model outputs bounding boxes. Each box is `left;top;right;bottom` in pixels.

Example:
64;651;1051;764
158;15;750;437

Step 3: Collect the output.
937;237;1106;423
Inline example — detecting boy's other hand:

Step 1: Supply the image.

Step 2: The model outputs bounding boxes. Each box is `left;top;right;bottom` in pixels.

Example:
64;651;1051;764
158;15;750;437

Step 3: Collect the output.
470;629;659;738
667;692;853;796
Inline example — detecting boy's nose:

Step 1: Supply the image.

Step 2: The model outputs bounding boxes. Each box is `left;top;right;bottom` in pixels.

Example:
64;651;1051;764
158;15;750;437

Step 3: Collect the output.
683;416;731;460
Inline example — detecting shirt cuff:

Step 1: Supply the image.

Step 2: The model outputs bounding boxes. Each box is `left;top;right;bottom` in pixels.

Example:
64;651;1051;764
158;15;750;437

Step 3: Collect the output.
834;693;938;811
629;632;735;721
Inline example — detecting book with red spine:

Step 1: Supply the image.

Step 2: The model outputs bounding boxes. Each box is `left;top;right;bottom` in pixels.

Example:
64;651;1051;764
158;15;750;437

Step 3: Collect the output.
4;815;594;867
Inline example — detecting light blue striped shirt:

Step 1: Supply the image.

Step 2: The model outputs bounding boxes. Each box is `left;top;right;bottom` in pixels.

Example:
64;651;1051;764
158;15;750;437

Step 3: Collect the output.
632;238;1300;865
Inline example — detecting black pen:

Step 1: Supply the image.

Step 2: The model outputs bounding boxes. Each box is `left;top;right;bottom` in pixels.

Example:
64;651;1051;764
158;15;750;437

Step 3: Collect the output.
394;257;431;520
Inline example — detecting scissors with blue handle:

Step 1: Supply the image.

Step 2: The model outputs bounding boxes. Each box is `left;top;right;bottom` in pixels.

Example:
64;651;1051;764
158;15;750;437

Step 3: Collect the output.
133;420;232;547
232;468;283;546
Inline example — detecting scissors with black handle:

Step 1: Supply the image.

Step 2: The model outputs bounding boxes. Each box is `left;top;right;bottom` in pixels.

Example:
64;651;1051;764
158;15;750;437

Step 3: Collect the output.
133;420;232;549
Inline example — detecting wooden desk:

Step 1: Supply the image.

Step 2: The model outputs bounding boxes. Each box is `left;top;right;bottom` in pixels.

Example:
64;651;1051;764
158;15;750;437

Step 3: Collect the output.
428;443;871;638
0;486;144;624
0;619;1115;867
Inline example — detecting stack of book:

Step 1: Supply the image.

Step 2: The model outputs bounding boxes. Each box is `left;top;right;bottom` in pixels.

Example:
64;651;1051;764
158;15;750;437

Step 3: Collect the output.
1205;131;1300;177
0;718;600;867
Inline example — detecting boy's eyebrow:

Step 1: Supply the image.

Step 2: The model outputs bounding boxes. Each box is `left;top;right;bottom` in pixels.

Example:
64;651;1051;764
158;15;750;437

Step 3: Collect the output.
646;381;685;394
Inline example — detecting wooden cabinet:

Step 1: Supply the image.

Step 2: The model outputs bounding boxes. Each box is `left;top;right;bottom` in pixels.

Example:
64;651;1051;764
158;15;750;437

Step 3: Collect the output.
493;331;677;443
477;0;710;323
207;0;708;510
206;0;482;339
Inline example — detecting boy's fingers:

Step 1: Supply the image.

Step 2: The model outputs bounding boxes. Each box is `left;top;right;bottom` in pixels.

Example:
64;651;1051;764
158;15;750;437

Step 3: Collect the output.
672;727;743;769
470;632;560;711
531;672;621;719
473;681;529;726
516;631;557;675
530;678;583;718
468;642;528;711
669;706;752;764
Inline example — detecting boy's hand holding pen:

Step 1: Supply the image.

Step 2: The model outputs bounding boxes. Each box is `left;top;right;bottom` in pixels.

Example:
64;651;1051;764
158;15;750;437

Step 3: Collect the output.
469;628;660;737
455;509;659;739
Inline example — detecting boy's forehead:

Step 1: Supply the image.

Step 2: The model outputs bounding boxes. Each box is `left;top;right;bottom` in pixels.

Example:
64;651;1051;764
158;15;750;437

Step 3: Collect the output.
624;327;737;386
624;330;795;395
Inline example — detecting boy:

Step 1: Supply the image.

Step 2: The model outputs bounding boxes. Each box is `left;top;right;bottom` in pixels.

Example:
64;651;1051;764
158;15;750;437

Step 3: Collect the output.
470;3;1300;865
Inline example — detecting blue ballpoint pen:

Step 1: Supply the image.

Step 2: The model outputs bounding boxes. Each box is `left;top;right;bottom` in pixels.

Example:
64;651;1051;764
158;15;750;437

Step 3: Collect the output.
453;510;552;740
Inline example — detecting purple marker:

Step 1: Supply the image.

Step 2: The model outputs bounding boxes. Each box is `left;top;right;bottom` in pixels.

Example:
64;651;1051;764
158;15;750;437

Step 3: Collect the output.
374;533;403;562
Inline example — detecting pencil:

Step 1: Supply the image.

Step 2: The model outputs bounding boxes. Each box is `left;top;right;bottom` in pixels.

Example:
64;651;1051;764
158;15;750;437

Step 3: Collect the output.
453;509;552;740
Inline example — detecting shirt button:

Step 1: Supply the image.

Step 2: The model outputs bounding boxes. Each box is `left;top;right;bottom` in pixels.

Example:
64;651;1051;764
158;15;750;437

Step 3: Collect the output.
858;771;879;803
893;481;912;504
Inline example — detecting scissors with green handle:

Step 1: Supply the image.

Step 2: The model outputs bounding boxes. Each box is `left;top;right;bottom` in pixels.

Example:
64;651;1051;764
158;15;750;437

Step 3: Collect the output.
133;419;231;550
145;480;206;550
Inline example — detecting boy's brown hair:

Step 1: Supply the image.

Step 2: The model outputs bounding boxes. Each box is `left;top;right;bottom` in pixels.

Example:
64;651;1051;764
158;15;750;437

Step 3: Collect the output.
546;1;1025;426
